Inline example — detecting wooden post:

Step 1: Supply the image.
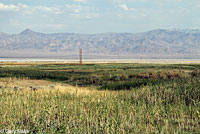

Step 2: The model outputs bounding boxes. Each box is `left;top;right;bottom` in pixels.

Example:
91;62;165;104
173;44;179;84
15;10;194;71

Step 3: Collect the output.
80;48;82;66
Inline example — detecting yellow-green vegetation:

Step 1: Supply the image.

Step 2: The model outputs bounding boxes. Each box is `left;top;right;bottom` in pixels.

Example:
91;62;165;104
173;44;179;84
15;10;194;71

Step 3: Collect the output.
0;62;200;133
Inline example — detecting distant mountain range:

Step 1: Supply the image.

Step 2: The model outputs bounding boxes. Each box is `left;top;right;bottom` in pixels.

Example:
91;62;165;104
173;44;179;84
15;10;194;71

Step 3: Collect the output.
0;29;200;59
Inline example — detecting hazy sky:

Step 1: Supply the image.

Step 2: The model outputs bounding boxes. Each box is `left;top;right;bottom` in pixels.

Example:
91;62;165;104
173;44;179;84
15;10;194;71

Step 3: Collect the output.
0;0;200;34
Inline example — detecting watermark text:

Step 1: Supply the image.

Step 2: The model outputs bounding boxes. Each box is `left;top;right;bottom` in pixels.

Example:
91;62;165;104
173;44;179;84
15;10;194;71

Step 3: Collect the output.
0;129;29;134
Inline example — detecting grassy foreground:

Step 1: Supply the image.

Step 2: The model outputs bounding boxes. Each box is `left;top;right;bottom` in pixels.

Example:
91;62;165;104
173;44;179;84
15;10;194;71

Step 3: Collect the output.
0;62;199;133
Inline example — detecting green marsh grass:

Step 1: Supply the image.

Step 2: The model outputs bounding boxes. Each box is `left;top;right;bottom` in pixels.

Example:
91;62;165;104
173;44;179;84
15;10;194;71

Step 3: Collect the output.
0;63;199;133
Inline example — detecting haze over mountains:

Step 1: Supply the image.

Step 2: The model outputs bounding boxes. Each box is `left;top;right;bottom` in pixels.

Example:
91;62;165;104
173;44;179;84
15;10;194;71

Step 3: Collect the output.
0;29;200;59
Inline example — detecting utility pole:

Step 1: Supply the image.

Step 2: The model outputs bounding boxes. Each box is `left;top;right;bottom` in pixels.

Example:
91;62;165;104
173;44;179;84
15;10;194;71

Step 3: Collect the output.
80;48;82;66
